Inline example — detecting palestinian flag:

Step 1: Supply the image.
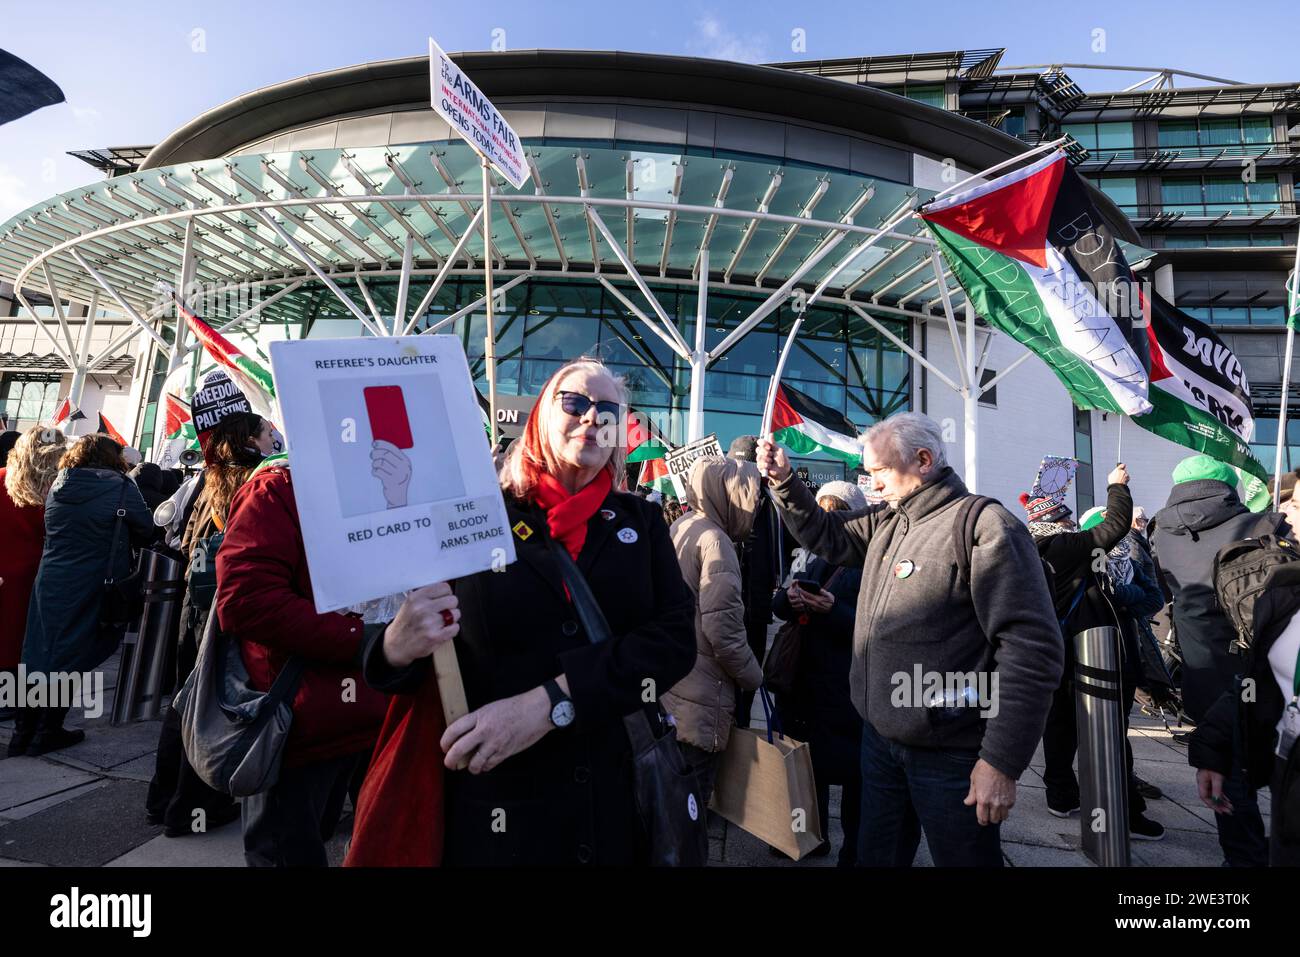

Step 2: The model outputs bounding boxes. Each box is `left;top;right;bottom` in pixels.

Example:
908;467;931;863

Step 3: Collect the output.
152;393;200;468
51;396;84;426
920;151;1152;417
771;383;863;467
172;293;277;421
637;455;678;499
1135;292;1272;511
97;412;127;446
627;409;670;463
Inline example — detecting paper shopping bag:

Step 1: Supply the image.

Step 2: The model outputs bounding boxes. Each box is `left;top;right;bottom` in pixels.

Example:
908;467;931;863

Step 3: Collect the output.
709;726;824;860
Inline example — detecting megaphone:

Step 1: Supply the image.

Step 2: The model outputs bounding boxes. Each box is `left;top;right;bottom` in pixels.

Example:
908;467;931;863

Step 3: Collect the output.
179;448;203;468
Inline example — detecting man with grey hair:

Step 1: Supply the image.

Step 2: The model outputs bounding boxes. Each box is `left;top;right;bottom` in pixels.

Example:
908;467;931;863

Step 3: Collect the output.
757;411;1062;867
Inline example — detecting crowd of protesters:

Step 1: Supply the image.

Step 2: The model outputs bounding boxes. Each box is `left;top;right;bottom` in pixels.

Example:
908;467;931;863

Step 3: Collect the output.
3;354;1300;869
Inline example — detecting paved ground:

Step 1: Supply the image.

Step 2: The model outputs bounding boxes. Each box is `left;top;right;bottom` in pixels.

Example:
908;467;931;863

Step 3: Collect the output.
0;643;1239;867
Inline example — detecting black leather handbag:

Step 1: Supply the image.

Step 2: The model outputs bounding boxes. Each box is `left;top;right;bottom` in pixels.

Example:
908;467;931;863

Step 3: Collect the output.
100;478;147;628
547;538;709;867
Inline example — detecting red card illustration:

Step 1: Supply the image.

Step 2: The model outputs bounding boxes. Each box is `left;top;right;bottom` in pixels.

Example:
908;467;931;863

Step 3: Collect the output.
364;385;414;449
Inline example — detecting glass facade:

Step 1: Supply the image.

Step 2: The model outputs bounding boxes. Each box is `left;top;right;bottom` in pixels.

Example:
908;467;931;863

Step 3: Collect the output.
1161;174;1280;216
1061;121;1135;159
1250;416;1299;473
264;276;911;482
1;374;62;429
1157;117;1275;156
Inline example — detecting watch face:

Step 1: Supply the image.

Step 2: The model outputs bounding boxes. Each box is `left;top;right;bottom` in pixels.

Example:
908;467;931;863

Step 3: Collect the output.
551;700;576;728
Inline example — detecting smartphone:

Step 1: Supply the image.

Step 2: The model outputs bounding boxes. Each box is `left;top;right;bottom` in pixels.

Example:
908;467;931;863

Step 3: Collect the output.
363;385;414;449
793;578;821;593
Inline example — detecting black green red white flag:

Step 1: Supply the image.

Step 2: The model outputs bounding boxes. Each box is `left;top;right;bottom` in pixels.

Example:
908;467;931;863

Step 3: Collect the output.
172;294;278;422
1139;293;1271;510
771;383;862;467
97;412;127;446
626;409;670;463
919;151;1151;417
637;454;677;498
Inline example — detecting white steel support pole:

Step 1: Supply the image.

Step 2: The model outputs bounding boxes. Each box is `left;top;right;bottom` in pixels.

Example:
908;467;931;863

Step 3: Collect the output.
394;189;415;335
1275;240;1299;502
482;157;499;449
964;301;979;493
70;248;173;355
67;292;98;437
688;249;709;441
169;217;198;375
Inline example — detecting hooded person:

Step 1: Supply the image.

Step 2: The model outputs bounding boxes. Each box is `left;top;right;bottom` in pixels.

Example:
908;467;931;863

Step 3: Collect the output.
1274;468;1299;536
661;455;765;802
727;433;786;729
1151;453;1289;866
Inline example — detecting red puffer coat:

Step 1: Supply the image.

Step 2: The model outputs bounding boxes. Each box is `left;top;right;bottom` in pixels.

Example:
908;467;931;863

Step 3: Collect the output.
216;465;388;769
0;468;45;671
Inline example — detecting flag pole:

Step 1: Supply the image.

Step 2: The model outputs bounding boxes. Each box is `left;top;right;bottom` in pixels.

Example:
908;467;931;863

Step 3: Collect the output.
1273;234;1299;504
1117;413;1123;464
481;154;499;451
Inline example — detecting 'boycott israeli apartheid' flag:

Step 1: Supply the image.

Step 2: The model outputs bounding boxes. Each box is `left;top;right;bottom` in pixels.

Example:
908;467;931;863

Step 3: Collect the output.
771;383;863;468
919;151;1152;417
1141;295;1271;510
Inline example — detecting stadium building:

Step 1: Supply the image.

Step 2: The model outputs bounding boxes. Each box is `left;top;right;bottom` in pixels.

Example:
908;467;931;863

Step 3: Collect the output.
1;47;1296;514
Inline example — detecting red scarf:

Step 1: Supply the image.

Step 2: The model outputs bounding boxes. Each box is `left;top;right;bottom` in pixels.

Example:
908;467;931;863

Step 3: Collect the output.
532;468;612;559
344;468;612;867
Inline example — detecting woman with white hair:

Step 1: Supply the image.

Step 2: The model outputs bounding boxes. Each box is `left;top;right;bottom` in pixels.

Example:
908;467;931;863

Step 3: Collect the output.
1;426;66;725
349;357;696;866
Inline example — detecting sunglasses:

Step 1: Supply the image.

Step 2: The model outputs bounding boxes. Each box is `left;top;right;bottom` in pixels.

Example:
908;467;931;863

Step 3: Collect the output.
556;390;621;420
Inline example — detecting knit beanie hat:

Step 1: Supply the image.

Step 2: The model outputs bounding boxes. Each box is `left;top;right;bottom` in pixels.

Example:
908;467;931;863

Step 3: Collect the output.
1020;491;1072;524
1171;453;1237;488
816;480;867;511
191;369;253;454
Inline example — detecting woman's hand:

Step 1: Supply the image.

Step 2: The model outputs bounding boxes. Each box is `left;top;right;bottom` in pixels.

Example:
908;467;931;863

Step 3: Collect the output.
785;582;806;610
441;685;552;774
801;587;835;614
382;583;460;668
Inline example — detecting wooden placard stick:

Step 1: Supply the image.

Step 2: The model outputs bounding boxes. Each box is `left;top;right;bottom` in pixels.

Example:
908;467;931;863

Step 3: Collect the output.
433;640;468;725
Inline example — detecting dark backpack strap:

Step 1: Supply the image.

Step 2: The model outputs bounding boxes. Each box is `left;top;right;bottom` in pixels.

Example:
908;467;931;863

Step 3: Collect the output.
953;495;998;587
103;477;131;585
546;537;614;645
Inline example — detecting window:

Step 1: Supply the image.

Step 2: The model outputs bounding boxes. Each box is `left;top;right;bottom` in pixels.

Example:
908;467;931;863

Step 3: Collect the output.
1157;117;1277;156
902;85;946;109
1062;122;1134;157
1096;177;1137;209
978;368;998;407
1073;408;1094;513
1177;304;1283;326
1160;175;1280;215
1250;417;1300;472
1;375;62;429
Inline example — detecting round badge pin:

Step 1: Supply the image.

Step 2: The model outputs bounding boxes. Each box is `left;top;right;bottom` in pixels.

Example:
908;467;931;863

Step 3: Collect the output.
894;559;915;579
617;528;638;544
600;508;616;521
687;793;699;821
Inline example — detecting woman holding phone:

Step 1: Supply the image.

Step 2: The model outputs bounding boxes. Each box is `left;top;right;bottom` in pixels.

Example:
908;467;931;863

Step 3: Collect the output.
771;480;867;866
348;357;695;866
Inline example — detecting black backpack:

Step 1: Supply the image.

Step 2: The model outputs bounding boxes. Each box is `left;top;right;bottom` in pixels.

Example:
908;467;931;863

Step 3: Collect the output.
1213;529;1299;653
953;495;1068;625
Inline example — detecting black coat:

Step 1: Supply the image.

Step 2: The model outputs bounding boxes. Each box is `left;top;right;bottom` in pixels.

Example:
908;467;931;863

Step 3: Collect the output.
1034;483;1133;636
772;555;863;784
1189;563;1300;790
23;468;153;674
1151;480;1283;722
364;487;695;866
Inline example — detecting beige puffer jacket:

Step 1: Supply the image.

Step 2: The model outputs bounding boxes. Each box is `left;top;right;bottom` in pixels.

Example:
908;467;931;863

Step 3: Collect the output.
662;456;765;752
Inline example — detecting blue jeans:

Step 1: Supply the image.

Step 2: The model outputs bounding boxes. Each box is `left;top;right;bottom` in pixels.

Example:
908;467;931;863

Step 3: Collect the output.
858;719;1003;867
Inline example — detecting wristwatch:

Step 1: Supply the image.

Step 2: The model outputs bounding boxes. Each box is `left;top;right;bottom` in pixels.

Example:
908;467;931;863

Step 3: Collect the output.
543;678;575;728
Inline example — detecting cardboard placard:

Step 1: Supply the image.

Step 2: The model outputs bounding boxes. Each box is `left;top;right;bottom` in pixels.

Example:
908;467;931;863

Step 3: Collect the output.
269;335;516;614
663;433;724;498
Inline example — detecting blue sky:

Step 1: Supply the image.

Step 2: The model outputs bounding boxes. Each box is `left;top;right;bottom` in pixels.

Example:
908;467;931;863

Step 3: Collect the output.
1;0;1295;222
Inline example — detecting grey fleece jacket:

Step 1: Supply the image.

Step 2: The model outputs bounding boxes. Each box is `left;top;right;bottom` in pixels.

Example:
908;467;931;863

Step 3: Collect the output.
769;466;1063;779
